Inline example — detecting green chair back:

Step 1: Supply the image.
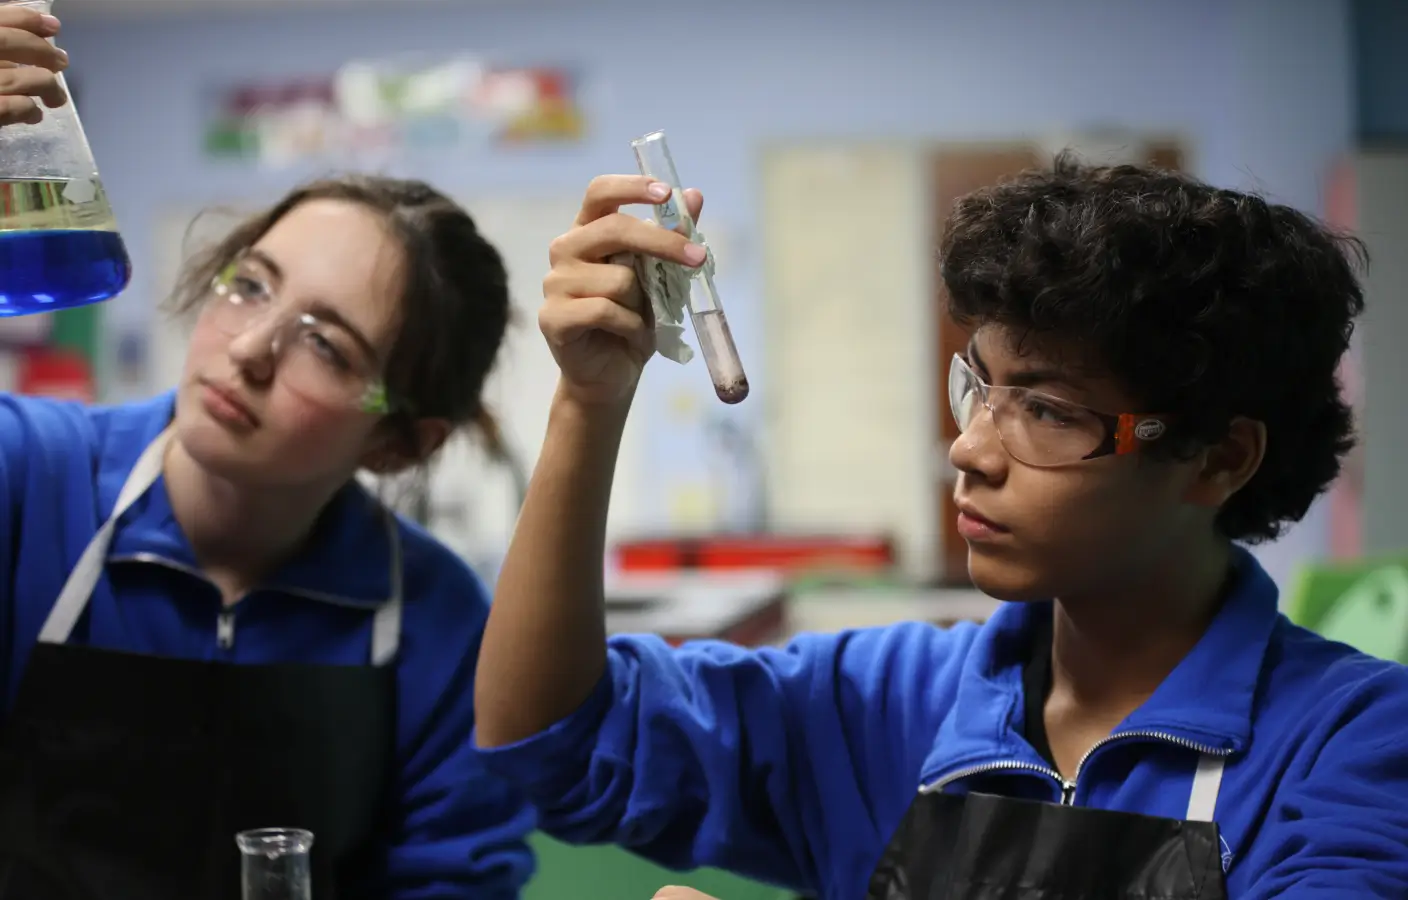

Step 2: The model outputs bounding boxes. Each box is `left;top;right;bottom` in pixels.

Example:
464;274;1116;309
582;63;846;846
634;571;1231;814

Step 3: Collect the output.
1285;558;1408;663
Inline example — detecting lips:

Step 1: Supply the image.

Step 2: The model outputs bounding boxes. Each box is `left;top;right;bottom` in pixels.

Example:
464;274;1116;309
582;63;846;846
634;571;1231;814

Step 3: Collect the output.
200;380;260;429
955;500;1007;533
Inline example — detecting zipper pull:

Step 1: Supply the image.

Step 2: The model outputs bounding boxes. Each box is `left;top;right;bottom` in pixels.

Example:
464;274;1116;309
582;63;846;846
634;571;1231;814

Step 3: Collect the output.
216;610;235;649
1060;780;1077;805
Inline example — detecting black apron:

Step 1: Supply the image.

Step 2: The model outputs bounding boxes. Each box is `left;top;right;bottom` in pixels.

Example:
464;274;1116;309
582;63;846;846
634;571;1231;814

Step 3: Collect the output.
0;429;404;900
867;752;1229;899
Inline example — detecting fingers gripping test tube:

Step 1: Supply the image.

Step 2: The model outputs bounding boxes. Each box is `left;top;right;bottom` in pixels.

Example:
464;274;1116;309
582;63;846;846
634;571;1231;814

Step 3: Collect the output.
631;130;750;404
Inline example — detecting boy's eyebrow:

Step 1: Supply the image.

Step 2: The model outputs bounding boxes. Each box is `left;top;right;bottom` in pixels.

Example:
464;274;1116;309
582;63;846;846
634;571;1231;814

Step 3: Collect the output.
967;336;1082;391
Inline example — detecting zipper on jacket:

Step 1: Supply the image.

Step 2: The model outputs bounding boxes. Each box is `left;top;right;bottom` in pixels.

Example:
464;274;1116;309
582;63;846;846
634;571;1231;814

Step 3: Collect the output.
109;552;238;655
920;730;1231;806
919;759;1072;801
216;610;236;650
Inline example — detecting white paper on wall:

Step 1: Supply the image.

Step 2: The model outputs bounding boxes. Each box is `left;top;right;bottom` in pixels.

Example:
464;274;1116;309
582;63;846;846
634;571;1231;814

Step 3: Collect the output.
760;142;934;578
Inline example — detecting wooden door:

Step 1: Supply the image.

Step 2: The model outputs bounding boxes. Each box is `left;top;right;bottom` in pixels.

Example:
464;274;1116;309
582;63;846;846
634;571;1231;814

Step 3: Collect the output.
931;146;1041;585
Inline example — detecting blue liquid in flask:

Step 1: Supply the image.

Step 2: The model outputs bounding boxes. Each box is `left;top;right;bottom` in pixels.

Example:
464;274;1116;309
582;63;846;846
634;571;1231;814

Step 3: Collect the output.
0;178;132;316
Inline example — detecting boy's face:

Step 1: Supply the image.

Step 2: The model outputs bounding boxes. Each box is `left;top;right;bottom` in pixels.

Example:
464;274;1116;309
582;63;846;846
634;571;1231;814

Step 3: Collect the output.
949;325;1211;602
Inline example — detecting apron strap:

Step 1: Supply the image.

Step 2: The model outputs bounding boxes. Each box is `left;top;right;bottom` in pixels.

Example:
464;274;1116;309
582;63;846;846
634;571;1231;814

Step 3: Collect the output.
1185;753;1225;822
370;508;403;667
39;428;174;645
39;427;406;670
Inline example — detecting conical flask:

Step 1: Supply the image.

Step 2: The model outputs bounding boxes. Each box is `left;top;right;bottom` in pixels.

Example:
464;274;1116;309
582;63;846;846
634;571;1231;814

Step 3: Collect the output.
0;0;131;315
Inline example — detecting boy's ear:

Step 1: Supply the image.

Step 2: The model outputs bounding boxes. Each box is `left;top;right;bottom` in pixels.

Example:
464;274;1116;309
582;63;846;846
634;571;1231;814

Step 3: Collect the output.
1182;417;1266;509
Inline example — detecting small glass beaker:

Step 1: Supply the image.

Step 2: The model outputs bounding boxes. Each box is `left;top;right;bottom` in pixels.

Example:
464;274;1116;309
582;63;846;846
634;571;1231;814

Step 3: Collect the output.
0;0;132;315
236;828;314;900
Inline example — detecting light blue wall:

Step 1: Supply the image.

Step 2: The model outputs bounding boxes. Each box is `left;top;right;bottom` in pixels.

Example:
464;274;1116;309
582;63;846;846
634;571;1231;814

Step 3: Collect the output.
61;0;1354;585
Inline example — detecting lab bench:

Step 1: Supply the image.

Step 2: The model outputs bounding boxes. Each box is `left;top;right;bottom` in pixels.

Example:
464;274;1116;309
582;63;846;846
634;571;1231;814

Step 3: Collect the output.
605;569;790;646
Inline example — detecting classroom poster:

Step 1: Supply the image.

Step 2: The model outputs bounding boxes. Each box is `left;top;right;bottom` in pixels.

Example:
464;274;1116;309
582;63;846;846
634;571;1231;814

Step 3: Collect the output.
202;56;586;168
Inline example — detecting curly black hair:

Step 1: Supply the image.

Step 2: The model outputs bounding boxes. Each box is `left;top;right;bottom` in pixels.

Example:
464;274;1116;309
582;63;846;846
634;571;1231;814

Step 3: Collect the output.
940;152;1366;543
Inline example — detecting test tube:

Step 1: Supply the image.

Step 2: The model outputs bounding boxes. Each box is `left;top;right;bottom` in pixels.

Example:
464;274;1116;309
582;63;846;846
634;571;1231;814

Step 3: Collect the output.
631;130;750;404
237;828;313;900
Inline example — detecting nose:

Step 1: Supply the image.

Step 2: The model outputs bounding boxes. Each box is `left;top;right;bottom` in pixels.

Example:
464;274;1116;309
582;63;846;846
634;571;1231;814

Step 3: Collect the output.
226;317;278;385
949;402;1009;485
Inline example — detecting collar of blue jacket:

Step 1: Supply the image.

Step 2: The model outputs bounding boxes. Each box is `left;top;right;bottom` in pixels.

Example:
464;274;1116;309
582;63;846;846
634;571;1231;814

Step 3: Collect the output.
915;549;1272;791
96;391;393;608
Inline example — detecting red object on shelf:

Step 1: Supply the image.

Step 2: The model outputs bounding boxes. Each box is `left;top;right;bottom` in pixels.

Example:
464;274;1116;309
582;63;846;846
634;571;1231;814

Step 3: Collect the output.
18;347;94;402
614;534;896;573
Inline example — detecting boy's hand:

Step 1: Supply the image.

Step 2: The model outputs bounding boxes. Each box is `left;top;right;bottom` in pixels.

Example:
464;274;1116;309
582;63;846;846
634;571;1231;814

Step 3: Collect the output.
654;888;721;900
540;175;705;406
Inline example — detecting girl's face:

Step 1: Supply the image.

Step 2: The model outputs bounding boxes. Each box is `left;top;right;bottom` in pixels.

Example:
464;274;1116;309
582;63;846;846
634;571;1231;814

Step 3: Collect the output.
175;199;407;490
